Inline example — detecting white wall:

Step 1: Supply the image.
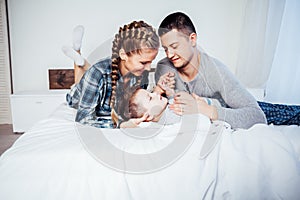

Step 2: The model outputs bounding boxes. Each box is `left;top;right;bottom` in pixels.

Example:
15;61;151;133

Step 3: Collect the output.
8;0;246;92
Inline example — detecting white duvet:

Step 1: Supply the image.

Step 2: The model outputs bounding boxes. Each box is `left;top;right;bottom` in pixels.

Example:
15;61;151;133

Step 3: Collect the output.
0;104;299;200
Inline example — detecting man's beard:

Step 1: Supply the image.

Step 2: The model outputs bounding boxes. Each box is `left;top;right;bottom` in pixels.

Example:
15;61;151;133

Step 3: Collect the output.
174;56;191;71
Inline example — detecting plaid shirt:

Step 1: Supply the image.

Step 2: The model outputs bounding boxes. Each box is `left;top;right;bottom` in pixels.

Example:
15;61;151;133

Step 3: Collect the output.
66;57;148;128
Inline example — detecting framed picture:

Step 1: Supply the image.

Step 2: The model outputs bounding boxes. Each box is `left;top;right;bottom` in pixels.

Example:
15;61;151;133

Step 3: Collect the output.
48;69;74;89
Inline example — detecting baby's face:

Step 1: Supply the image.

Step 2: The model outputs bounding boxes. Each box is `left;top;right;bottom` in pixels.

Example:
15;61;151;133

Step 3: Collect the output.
135;89;168;118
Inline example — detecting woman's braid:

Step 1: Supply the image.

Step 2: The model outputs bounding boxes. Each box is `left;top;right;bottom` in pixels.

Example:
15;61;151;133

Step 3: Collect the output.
110;21;159;126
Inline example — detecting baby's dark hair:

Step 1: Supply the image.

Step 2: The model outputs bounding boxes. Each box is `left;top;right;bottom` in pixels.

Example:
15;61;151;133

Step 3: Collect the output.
128;87;147;119
116;86;146;121
158;12;196;37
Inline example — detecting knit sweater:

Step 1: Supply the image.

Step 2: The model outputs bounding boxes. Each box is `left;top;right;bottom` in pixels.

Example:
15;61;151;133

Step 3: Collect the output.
155;51;266;129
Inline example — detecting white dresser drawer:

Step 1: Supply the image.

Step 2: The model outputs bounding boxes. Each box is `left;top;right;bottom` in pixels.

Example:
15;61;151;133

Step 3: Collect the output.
10;90;68;132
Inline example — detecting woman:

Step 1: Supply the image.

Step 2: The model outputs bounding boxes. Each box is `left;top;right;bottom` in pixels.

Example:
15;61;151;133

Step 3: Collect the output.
64;21;162;128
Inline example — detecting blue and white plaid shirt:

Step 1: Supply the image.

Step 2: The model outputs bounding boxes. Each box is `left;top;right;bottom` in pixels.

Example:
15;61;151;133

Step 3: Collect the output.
66;57;148;128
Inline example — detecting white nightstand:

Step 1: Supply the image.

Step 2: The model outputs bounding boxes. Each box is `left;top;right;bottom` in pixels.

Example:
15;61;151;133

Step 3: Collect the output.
10;90;69;133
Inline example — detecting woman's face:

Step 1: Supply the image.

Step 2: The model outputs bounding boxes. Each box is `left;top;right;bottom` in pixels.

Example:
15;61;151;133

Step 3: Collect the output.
120;48;158;77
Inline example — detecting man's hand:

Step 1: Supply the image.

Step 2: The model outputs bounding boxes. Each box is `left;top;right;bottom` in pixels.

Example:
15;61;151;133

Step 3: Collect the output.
192;93;218;120
169;92;218;120
169;91;199;115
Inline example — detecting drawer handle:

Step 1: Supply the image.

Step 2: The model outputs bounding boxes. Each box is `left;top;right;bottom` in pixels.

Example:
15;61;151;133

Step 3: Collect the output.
35;101;43;104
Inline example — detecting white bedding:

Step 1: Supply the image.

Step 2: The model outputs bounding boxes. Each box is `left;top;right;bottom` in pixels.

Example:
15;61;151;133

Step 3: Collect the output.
0;103;300;200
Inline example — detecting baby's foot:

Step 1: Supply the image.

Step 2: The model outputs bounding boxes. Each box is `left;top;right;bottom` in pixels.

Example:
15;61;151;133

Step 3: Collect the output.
62;46;85;66
72;25;84;51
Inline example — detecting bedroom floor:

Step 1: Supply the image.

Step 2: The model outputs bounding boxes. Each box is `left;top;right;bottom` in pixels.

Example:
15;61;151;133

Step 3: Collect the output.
0;124;22;156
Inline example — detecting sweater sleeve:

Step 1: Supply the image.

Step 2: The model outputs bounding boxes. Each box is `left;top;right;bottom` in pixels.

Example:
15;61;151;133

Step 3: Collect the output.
207;58;266;129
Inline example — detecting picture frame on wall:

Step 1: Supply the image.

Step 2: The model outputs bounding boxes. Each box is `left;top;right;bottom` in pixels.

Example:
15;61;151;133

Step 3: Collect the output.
48;69;74;89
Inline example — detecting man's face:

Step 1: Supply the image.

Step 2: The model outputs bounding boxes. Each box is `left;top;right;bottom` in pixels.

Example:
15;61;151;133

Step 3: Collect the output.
160;30;195;69
135;89;168;119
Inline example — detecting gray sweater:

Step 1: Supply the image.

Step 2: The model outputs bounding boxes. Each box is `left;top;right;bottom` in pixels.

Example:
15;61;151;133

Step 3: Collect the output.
154;51;266;129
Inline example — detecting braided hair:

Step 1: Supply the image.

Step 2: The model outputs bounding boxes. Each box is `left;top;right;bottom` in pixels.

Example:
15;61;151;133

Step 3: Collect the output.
110;21;159;126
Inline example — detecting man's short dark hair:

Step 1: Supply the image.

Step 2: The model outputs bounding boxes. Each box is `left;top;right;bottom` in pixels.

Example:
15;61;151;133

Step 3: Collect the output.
158;12;196;37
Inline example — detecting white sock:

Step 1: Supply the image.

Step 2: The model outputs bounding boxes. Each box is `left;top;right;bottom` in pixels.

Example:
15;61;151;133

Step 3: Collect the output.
62;45;85;66
72;25;84;51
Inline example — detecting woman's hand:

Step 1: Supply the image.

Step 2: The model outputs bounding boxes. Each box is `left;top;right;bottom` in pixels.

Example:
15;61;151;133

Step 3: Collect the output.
119;113;149;128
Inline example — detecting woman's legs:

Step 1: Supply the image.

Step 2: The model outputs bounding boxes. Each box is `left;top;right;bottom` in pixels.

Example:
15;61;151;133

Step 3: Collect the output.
62;25;90;84
72;25;84;52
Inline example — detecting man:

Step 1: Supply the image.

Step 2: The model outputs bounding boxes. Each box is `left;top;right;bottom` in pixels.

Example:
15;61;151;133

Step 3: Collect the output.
155;12;266;129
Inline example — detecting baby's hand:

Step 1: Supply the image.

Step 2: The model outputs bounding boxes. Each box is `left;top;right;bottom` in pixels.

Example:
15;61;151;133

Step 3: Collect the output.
155;72;175;97
159;80;175;97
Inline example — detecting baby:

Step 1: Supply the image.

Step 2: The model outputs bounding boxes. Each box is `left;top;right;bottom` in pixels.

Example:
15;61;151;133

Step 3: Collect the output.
128;87;180;125
127;82;219;125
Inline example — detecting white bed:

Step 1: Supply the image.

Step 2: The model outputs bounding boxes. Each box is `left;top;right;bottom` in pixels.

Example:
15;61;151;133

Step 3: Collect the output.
0;103;300;200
